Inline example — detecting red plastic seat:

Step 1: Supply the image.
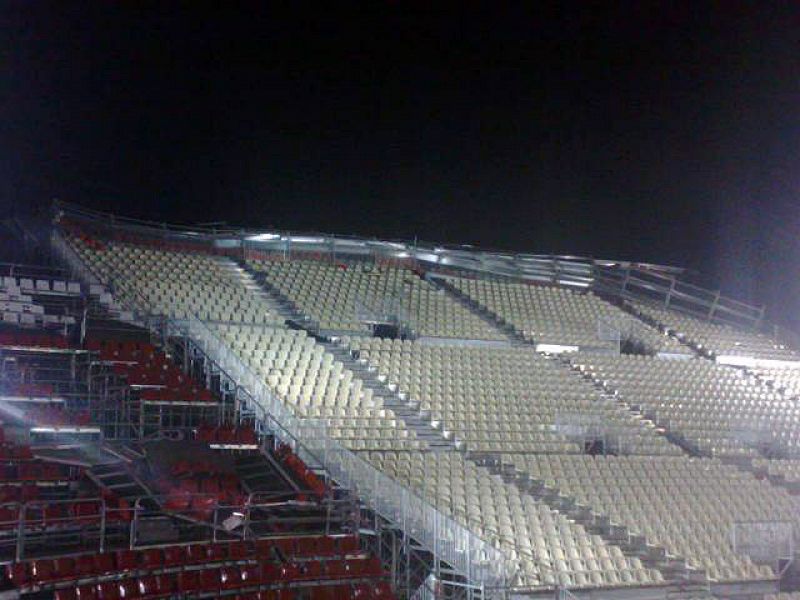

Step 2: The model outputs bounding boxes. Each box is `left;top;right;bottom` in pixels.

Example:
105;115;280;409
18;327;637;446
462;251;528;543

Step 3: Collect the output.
316;536;337;556
184;543;208;564
55;589;79;600
6;562;30;586
306;560;326;580
76;585;98;600
30;558;56;582
96;581;122;600
364;557;382;576
295;537;317;556
239;565;260;587
326;559;349;579
372;581;394;598
229;540;251;560
118;580;139;598
338;536;359;554
75;554;96;578
140;548;162;568
205;543;228;562
94;553;116;574
54;557;77;580
177;570;200;593
278;563;300;581
162;544;185;567
115;549;138;571
137;576;159;598
220;566;242;589
199;568;221;592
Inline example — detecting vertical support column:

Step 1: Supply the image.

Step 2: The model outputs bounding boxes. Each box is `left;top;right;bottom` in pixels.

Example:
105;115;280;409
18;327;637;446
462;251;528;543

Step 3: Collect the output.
665;276;677;308
709;290;721;321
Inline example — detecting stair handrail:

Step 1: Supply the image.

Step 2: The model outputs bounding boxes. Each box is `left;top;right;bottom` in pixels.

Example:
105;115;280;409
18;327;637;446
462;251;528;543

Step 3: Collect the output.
53;228;519;595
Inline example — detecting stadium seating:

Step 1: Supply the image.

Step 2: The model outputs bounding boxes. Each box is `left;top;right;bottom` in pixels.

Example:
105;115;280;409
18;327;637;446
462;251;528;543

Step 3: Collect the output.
46;222;800;596
571;353;800;457
70;237;284;324
87;338;215;404
346;337;679;455
450;277;688;352
368;451;661;588
506;454;788;582
1;276;79;330
632;301;797;360
249;258;506;339
215;324;426;450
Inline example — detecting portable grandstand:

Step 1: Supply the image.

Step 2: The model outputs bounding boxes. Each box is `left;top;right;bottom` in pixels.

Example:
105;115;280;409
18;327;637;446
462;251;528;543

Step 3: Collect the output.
0;200;798;599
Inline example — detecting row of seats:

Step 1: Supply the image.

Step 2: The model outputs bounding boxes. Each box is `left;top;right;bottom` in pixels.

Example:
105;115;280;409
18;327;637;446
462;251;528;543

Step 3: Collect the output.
215;324;426;451
632;301;797;360
275;443;327;498
346;337;677;455
367;451;660;589
754;365;800;400
8;536;364;587
571;353;800;457
196;423;258;445
1;277;79;329
505;453;791;582
52;578;394;600
450;277;686;353
88;338;216;404
250;259;506;340
0;330;70;348
753;458;800;484
71;237;284;325
2;275;81;295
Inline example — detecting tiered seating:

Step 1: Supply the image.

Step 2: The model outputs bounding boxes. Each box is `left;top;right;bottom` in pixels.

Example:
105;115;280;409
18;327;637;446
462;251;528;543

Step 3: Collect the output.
16;403;91;428
507;454;791;582
1;276;78;330
274;443;327;498
347;338;678;455
250;259;505;339
196;423;258;446
753;458;800;485
216;324;426;451
633;301;797;360
754;365;800;399
450;278;687;352
368;451;659;589
571;353;799;457
69;237;283;324
88;339;215;404
157;459;247;519
0;329;69;348
7;536;394;599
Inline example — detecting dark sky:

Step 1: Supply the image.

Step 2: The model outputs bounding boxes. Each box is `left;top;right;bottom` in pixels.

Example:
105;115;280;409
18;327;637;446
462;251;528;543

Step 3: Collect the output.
2;4;800;328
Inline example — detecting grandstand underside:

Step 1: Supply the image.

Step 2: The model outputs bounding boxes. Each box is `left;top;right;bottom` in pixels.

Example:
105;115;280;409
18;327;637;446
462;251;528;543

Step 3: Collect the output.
0;202;799;599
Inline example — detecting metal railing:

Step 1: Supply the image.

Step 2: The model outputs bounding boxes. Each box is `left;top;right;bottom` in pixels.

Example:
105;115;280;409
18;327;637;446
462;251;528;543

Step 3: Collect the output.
51;227;519;594
175;317;517;592
0;492;355;562
54;199;788;345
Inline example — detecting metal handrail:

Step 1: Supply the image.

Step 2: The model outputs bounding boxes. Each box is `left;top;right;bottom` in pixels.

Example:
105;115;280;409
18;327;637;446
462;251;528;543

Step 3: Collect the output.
52;229;518;593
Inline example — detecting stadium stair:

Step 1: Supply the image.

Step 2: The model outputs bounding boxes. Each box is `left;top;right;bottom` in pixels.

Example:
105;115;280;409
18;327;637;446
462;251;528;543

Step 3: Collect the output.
233;258;459;451
426;275;528;345
616;299;699;356
228;257;316;327
320;338;459;451
476;455;709;591
559;354;705;458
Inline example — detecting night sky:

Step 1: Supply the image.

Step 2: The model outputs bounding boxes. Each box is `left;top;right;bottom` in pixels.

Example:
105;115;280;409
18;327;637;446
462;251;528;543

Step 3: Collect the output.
2;4;799;329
